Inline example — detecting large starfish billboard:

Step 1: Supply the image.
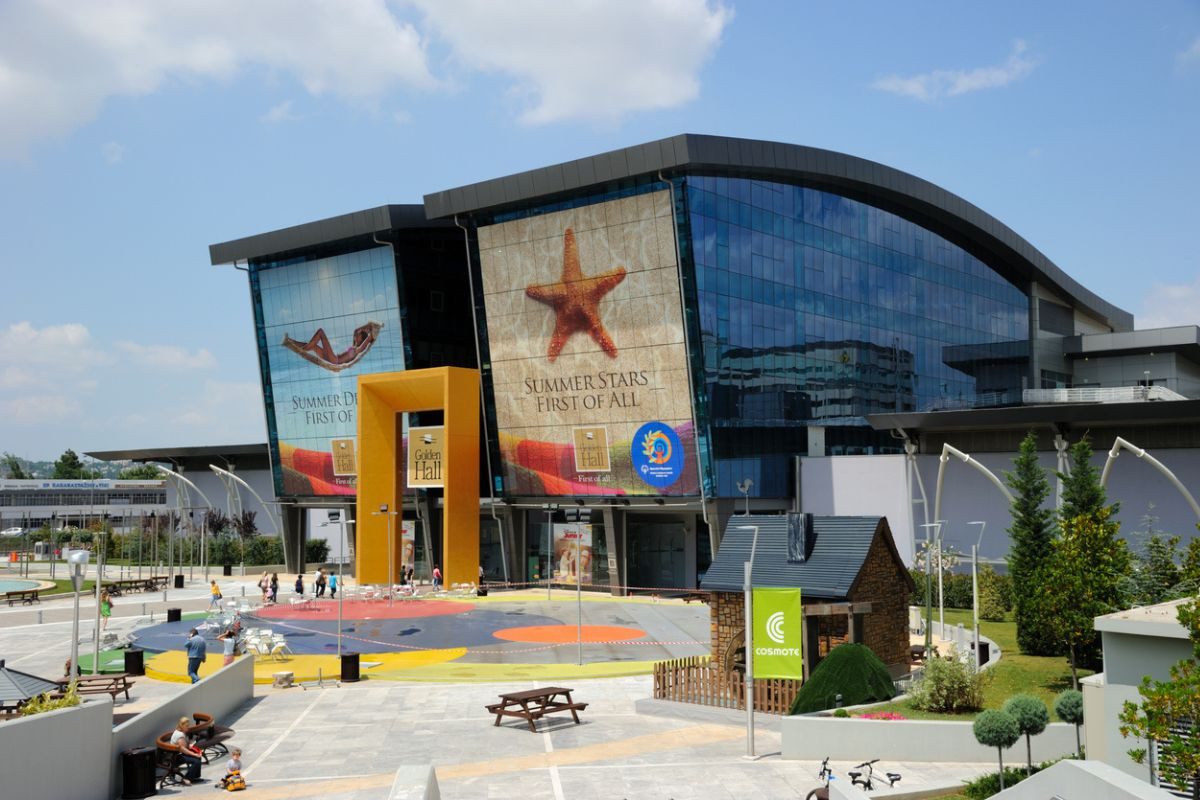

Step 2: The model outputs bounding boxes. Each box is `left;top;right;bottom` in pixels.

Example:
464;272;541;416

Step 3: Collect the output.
477;189;699;497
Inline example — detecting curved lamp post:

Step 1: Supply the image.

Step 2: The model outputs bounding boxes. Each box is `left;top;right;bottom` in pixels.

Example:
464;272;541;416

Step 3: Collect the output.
1101;437;1200;521
156;466;215;579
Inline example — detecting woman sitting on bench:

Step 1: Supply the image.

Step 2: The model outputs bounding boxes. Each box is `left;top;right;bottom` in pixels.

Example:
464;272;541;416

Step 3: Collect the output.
170;716;204;785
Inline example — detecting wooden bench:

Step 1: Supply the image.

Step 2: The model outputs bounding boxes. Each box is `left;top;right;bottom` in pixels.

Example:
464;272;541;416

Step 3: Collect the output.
58;672;134;701
155;732;193;787
187;712;235;763
486;686;587;732
5;588;40;606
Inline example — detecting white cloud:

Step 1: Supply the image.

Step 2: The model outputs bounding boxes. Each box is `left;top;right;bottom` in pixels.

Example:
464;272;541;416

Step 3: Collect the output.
1179;36;1200;65
0;321;109;371
115;341;218;369
260;99;299;124
170;380;264;437
873;41;1038;103
0;0;435;159
410;0;732;124
101;141;124;164
1137;276;1200;329
1;394;82;425
392;109;412;125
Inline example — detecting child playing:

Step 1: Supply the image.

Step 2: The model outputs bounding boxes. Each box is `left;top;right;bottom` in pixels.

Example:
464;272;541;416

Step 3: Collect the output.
217;746;245;790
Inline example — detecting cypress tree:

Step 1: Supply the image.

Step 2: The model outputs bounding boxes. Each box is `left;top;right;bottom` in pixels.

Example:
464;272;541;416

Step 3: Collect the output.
1058;435;1117;522
1005;431;1057;655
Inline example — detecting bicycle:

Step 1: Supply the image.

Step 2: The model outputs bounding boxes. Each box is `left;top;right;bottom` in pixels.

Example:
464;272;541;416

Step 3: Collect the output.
847;759;902;790
805;757;834;800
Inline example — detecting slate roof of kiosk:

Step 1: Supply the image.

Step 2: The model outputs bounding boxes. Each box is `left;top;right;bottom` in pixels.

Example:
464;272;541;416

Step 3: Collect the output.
700;515;898;598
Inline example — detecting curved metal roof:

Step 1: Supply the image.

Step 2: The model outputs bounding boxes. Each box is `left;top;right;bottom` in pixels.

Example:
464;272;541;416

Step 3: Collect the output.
423;134;1130;330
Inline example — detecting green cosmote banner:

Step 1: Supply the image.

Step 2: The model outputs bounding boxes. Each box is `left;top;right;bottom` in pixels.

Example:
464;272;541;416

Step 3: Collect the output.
752;588;803;680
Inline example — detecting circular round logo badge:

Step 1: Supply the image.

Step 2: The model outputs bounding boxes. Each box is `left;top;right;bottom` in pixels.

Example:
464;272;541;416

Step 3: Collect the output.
631;422;684;489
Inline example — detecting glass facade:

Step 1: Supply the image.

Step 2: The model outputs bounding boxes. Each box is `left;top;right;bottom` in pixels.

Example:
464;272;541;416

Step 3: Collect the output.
685;176;1030;497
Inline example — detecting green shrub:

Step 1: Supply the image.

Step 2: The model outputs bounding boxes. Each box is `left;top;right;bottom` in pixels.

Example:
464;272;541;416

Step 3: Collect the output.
910;651;987;713
962;766;1034;799
832;708;850;718
245;535;285;565
20;681;80;716
788;643;896;714
305;538;330;564
1002;694;1049;774
1054;689;1084;756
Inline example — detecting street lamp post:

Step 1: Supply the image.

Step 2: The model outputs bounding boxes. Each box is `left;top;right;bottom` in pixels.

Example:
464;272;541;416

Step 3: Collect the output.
371;505;400;604
968;521;987;670
321;512;350;661
919;521;944;654
541;504;559;601
736;523;760;759
92;529;106;674
737;479;753;516
68;551;89;681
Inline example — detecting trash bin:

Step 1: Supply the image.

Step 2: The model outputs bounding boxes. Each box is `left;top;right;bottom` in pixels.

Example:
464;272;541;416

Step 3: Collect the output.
166;608;181;623
120;746;157;798
173;574;184;589
340;651;360;682
124;648;145;676
223;564;233;576
976;641;990;667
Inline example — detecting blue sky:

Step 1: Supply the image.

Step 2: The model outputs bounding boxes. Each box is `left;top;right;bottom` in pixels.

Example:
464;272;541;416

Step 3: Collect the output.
1;1;1197;460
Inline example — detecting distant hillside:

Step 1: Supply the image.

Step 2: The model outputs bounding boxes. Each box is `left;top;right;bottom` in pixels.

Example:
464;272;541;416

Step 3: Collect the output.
2;454;128;479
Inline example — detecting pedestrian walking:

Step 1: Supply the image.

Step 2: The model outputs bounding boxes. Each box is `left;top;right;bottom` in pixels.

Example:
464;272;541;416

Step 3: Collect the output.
257;571;270;603
432;564;442;590
315;569;327;598
406;564;414;585
185;628;207;684
294;574;304;596
208;579;222;609
100;589;112;629
269;573;279;603
328;572;338;599
312;566;322;596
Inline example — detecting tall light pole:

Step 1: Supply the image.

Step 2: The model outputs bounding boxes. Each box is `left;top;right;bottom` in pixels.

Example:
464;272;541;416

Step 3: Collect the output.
155;466;216;581
321;512;350;661
68;550;89;681
968;521;986;670
371;505;400;604
91;529;106;674
541;503;559;601
737;479;753;516
919;521;944;654
737;523;760;759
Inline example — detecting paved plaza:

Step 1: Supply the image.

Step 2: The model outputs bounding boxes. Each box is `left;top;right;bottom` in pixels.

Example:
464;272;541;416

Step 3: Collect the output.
0;571;992;798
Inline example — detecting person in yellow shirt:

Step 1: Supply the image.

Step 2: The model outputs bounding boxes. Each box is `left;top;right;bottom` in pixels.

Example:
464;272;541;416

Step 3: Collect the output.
208;580;222;609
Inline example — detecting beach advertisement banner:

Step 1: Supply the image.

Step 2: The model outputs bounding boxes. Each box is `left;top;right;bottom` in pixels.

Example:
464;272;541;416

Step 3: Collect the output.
257;246;405;496
477;190;698;496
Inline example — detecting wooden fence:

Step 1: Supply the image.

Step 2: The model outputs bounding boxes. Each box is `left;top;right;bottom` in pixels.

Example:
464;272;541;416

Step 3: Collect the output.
652;656;802;715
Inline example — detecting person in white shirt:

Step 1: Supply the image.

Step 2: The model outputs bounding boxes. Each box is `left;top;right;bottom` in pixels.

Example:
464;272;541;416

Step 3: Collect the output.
169;716;203;784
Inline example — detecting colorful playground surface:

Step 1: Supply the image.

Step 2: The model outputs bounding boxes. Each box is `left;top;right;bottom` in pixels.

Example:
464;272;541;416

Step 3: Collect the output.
137;590;710;683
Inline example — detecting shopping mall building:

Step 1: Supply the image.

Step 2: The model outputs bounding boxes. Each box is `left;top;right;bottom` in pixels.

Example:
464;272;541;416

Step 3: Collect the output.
209;134;1200;589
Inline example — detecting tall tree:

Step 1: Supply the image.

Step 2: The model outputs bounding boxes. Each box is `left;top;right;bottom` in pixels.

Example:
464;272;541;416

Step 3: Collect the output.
1057;435;1116;522
52;448;100;479
2;452;30;479
1120;595;1200;800
1005;431;1058;654
1042;507;1132;688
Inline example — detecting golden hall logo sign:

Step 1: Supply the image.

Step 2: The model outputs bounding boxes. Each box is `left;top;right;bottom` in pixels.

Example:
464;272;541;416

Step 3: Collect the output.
477;190;698;496
407;425;445;488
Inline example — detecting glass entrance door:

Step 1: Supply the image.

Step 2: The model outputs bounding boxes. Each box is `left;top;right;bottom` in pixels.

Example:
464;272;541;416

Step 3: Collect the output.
627;521;685;591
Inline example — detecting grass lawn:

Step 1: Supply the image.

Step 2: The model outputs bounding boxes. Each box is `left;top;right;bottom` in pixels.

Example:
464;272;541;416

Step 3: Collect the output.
38;578;99;596
866;608;1088;722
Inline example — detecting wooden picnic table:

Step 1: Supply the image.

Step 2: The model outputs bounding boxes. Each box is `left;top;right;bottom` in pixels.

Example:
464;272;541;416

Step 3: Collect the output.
485;686;587;732
5;588;40;606
57;672;134;701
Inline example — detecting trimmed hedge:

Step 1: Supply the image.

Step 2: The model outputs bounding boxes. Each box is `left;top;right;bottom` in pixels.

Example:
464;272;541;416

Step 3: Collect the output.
788;643;895;714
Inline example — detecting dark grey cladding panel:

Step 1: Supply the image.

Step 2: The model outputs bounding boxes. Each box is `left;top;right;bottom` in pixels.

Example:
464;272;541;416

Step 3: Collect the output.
209;205;437;264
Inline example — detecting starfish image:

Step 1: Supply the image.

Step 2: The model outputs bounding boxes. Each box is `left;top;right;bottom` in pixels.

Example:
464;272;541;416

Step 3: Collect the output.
525;227;626;362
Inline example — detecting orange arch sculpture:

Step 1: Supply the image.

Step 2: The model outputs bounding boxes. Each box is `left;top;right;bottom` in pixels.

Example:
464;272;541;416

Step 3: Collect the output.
356;367;480;587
